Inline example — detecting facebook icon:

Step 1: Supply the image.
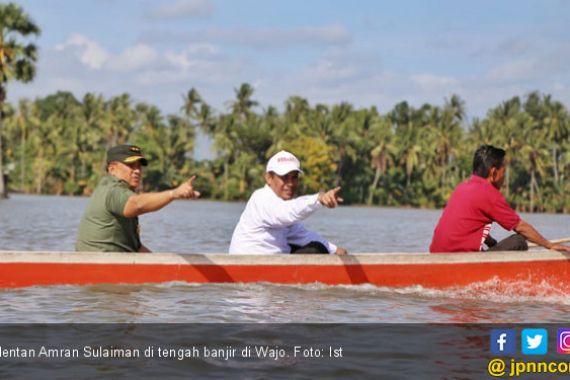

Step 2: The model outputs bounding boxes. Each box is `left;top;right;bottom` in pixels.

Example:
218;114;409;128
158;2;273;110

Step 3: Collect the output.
491;329;516;355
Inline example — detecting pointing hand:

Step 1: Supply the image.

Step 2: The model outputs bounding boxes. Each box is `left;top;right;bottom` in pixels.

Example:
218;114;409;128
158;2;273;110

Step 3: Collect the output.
318;186;343;208
172;176;201;200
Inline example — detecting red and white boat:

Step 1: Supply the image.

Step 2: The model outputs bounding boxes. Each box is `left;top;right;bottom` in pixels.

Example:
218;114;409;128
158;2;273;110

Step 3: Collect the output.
0;250;568;291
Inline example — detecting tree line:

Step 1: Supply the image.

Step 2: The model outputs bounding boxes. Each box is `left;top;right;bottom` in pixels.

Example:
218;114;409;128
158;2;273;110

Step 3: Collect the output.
1;86;568;213
0;3;567;212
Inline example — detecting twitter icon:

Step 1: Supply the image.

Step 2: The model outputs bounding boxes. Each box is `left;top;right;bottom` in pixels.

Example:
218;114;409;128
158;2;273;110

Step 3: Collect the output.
522;328;548;355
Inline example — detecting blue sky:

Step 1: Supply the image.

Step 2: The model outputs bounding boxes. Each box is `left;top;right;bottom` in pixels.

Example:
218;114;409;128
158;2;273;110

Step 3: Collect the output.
8;0;570;157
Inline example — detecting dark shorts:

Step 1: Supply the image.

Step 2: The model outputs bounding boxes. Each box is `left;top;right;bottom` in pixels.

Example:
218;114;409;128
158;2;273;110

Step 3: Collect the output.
487;234;528;251
289;241;329;254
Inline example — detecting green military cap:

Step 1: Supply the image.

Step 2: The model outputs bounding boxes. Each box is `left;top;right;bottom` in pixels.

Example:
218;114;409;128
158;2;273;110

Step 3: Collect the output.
106;145;148;166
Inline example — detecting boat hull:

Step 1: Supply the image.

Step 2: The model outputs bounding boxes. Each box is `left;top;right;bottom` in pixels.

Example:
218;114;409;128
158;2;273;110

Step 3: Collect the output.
1;250;569;291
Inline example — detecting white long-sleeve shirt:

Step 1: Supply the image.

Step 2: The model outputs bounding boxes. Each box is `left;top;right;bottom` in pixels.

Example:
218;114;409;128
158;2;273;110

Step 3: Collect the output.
229;185;337;254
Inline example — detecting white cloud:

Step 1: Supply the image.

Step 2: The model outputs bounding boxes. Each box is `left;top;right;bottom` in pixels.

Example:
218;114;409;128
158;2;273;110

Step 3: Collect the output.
163;43;222;72
12;27;570;128
55;34;109;70
149;0;214;20
47;33;246;94
56;35;159;72
107;44;159;71
164;51;192;71
124;42;246;87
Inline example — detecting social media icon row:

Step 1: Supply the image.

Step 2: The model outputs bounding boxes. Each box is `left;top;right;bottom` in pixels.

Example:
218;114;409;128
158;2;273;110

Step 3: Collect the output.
491;329;570;355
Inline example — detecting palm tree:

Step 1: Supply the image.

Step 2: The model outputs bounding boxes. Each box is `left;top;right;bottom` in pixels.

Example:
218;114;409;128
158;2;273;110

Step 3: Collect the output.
391;102;421;188
105;94;135;148
230;83;258;121
542;96;569;186
0;3;40;198
520;93;553;212
368;116;395;205
181;87;201;120
213;114;238;200
329;102;356;182
181;87;202;139
520;140;548;212
284;95;310;125
81;93;108;184
14;98;39;192
485;97;524;198
435;95;464;188
197;102;216;136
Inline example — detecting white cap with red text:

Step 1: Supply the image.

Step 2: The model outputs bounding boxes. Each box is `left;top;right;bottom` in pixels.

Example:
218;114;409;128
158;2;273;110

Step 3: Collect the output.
266;150;303;176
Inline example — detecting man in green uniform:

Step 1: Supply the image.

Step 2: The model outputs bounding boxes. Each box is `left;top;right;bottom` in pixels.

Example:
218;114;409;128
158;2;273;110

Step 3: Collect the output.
76;144;200;252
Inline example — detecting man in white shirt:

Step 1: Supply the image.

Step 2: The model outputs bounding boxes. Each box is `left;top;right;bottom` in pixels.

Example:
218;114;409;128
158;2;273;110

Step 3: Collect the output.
229;150;348;255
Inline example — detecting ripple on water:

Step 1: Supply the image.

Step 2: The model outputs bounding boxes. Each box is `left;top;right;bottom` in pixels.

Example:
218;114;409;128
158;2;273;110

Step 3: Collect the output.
1;279;570;323
2;195;570;323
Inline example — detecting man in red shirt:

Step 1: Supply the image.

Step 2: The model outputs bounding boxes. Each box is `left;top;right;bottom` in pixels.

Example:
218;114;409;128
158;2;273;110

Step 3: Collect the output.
430;145;570;253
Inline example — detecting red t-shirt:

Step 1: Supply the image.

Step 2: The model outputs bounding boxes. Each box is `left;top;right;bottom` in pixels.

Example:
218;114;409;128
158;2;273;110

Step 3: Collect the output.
429;175;521;253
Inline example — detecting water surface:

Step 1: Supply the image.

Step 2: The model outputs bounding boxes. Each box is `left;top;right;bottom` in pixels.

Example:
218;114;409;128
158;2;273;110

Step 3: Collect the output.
0;195;569;323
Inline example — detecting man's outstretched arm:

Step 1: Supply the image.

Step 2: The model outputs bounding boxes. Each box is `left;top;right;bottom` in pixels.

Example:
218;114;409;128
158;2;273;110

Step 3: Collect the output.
123;176;200;218
515;220;570;253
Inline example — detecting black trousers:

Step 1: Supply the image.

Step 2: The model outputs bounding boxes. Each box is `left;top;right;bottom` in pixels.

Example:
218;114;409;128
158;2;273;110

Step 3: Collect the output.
290;241;329;254
488;234;528;251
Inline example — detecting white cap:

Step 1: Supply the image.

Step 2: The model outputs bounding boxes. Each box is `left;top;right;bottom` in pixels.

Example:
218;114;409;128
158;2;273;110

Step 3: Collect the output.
266;150;303;176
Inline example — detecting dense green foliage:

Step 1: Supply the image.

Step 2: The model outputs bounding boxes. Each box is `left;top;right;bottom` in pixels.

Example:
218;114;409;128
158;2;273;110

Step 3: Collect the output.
1;85;568;212
0;2;40;198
